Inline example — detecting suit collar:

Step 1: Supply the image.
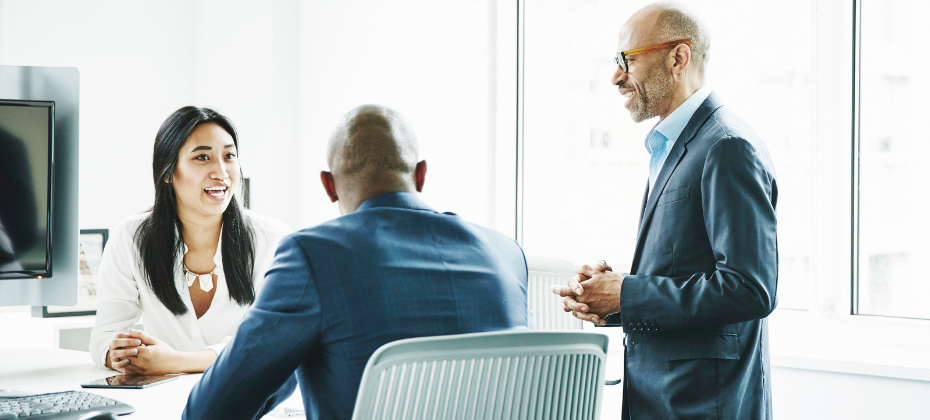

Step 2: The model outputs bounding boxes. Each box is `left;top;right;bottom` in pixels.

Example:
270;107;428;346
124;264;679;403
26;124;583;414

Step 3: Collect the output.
631;92;725;273
653;84;713;148
356;191;435;213
677;91;724;148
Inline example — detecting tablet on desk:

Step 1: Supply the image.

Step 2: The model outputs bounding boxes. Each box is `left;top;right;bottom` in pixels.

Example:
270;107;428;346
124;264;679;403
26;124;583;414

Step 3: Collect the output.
81;374;179;389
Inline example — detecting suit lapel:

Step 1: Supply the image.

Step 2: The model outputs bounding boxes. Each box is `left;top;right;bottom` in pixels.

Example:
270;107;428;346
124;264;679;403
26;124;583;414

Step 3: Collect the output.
639;182;649;225
630;92;725;274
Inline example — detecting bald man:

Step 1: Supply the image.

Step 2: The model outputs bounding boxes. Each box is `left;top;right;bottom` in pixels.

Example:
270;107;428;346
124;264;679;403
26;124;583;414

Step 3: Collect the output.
184;105;532;420
553;2;778;419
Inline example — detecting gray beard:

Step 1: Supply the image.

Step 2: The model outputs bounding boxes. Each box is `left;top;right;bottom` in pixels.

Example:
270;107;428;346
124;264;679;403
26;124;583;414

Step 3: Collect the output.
629;67;672;123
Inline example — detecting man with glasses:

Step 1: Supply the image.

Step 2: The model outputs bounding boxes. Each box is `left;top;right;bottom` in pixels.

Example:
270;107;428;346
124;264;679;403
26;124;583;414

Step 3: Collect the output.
553;2;778;419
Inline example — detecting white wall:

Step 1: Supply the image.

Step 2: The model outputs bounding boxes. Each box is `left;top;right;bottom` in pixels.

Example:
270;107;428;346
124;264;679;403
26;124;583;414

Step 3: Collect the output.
190;0;303;229
2;0;197;231
1;0;305;232
0;0;515;235
295;0;514;230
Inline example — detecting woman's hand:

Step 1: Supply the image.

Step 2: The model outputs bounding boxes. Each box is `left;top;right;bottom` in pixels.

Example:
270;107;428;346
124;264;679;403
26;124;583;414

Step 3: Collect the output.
105;332;143;372
119;329;183;375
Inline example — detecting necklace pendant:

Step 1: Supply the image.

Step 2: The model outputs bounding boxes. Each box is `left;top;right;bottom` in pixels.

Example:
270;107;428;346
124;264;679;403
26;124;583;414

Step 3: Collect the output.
198;273;214;292
185;271;197;287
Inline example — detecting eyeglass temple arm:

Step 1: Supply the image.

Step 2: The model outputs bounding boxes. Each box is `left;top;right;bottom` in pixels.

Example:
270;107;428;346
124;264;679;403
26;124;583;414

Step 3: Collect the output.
623;39;692;57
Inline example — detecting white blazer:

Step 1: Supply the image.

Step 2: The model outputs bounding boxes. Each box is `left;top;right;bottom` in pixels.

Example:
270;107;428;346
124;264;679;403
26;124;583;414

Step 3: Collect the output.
89;210;291;367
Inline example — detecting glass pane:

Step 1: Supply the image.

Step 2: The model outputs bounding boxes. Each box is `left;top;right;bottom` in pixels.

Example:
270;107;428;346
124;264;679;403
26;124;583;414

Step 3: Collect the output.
858;0;930;319
522;0;813;310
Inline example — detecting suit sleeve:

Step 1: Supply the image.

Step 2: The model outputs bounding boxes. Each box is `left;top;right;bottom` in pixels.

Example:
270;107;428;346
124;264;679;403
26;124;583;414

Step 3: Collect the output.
183;235;322;420
615;136;778;332
201;220;295;357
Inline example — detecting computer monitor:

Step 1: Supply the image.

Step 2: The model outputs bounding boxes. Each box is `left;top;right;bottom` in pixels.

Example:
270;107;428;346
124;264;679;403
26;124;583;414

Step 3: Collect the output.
0;100;55;279
0;65;79;307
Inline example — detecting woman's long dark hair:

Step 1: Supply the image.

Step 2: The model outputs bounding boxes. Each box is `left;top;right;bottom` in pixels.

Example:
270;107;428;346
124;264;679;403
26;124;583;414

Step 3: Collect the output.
135;106;255;316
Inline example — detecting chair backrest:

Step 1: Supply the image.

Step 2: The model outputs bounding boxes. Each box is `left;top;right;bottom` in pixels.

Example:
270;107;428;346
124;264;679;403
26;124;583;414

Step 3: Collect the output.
526;256;584;331
352;330;607;420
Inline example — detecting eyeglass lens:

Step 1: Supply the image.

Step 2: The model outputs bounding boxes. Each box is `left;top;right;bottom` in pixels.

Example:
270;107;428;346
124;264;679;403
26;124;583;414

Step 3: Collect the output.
614;52;628;73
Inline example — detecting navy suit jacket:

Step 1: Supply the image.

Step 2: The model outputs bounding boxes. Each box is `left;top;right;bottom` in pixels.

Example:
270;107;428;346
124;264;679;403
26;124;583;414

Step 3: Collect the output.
607;92;778;419
183;192;531;420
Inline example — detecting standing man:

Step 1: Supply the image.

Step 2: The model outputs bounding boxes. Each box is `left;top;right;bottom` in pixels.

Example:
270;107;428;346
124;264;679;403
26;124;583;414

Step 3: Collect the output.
184;104;532;420
553;2;778;419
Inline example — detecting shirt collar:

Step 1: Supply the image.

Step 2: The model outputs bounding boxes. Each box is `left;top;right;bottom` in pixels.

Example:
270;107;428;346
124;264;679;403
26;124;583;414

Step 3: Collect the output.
356;192;435;213
645;129;668;154
653;84;713;147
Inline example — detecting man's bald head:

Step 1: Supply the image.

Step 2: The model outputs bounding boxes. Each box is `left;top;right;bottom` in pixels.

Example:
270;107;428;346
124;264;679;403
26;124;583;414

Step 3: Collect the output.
323;105;425;214
328;104;419;183
612;2;711;122
631;2;711;79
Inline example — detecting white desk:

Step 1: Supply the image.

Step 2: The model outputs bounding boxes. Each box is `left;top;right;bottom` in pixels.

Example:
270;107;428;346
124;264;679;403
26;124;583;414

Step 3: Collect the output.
0;348;305;419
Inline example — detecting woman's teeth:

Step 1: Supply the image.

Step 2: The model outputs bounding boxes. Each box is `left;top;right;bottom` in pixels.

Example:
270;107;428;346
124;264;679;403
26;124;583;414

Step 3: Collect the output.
205;187;227;197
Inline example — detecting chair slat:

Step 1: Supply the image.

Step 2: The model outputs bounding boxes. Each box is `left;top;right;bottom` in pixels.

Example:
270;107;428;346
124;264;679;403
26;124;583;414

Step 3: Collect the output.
352;331;607;420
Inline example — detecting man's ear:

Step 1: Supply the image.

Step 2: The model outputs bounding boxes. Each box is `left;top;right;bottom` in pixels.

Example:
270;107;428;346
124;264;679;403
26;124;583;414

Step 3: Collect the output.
669;43;691;76
320;171;339;203
414;160;427;192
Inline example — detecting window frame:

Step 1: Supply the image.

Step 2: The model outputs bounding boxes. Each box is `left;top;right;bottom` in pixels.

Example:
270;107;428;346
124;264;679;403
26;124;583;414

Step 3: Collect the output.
514;0;930;381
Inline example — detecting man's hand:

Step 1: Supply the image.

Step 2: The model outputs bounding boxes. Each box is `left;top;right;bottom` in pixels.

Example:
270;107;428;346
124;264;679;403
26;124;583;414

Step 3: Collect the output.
550;261;623;325
119;329;181;375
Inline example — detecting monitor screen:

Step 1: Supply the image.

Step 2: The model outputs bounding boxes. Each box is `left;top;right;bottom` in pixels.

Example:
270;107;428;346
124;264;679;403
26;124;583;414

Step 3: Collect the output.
0;99;54;279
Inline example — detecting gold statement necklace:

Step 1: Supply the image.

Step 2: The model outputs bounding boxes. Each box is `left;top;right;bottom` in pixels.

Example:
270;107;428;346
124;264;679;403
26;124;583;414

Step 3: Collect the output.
183;260;216;292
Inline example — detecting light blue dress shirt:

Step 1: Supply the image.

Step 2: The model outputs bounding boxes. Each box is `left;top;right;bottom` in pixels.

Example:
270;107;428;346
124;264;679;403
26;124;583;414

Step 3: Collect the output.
646;84;713;196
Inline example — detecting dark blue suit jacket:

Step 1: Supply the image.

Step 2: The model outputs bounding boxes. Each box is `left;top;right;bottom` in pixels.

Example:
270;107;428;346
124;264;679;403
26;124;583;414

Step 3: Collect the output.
607;92;778;419
183;192;531;420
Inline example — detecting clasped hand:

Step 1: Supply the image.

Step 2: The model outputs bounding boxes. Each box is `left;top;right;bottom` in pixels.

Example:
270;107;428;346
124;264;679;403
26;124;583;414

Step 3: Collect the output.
106;328;180;375
549;260;624;325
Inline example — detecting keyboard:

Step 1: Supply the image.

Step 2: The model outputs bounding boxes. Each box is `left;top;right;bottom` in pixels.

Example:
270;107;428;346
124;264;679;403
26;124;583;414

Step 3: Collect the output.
0;391;134;419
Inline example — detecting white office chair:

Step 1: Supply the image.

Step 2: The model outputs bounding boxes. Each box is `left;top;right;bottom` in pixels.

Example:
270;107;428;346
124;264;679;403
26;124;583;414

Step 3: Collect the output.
527;256;584;331
351;330;608;420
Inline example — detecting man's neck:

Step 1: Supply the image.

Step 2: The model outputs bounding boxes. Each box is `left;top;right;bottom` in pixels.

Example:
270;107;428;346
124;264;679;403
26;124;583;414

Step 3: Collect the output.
340;185;416;215
658;79;704;122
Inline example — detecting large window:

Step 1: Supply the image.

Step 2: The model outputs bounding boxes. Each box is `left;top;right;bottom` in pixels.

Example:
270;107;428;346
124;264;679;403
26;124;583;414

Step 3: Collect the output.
521;0;814;310
519;0;930;378
856;0;930;319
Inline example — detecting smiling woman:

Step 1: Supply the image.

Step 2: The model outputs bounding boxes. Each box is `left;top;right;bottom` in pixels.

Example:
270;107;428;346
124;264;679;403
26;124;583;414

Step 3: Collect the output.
173;123;240;220
88;107;292;375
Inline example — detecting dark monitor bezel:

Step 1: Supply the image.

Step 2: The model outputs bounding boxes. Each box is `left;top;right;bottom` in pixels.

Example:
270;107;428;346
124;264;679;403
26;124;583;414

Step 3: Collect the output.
0;99;55;280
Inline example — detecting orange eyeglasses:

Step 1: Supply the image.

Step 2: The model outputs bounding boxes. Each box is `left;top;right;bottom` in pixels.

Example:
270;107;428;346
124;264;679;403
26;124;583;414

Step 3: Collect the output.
614;39;691;73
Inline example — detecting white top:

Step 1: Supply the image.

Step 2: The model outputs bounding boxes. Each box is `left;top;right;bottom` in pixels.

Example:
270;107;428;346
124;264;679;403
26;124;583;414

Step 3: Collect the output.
89;210;291;367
